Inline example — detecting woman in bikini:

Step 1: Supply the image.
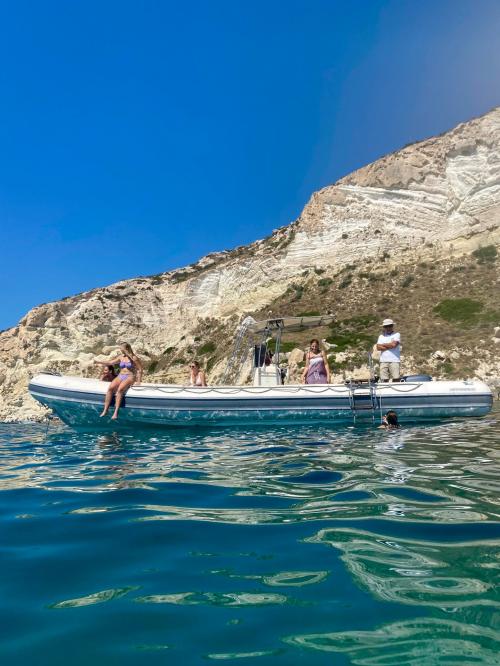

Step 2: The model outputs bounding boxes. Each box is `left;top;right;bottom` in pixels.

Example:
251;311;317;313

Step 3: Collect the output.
302;339;331;384
189;360;207;387
94;342;143;419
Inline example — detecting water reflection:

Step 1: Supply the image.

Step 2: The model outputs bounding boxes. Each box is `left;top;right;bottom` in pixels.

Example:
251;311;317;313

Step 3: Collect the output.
307;527;498;608
285;617;500;665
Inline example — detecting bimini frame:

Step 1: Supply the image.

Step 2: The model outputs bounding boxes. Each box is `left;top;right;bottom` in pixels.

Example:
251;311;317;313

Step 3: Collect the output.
220;314;335;385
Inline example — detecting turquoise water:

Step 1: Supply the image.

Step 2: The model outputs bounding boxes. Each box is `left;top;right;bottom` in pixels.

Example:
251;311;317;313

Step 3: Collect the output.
1;410;499;665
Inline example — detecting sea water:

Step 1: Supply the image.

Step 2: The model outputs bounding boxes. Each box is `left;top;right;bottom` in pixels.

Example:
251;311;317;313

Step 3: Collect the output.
0;408;499;665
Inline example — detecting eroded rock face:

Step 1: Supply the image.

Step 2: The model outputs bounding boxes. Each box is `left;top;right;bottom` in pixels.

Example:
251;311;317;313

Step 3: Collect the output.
1;108;500;420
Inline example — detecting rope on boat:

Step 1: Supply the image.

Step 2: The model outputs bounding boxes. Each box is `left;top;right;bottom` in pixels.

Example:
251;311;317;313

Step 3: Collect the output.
378;383;422;393
129;382;423;397
130;384;352;396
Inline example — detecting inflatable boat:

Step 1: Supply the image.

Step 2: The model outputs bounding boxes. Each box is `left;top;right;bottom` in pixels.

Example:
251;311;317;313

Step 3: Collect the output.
28;314;492;428
29;371;493;428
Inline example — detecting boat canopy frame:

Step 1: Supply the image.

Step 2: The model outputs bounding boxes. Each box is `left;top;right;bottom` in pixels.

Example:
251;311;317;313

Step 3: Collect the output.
220;314;335;385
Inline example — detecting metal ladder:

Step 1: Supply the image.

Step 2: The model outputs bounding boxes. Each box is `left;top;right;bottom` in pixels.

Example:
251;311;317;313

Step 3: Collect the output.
347;352;382;424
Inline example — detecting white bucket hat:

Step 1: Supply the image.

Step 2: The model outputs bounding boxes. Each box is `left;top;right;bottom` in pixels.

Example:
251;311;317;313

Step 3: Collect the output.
381;318;394;327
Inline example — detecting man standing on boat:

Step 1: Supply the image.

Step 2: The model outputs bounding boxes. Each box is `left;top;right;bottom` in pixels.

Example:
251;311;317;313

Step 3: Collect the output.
376;319;401;382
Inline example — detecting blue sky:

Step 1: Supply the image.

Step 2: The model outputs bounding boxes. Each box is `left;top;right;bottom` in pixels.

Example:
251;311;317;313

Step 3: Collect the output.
1;0;499;330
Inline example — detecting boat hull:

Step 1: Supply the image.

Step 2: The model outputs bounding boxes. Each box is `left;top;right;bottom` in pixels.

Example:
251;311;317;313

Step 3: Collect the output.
28;374;493;429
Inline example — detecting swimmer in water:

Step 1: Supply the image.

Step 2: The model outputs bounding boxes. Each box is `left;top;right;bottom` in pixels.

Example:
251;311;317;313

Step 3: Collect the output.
380;410;401;430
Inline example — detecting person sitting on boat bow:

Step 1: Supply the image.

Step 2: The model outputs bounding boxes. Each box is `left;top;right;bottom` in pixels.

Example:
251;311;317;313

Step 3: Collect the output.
94;342;143;419
302;339;331;384
189;360;207;387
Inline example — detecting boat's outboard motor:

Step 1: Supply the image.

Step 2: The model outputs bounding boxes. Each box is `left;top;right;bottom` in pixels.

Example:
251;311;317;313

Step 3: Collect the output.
401;374;432;382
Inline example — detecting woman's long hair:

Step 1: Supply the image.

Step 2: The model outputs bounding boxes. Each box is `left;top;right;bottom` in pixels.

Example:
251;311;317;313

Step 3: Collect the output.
120;342;139;364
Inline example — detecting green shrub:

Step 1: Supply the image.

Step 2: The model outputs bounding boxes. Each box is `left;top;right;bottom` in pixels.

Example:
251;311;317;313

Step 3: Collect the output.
297;311;321;317
339;276;352;289
280;341;303;353
318;277;333;289
326;331;372;352
163;346;175;355
401;275;414;288
206;356;217;373
478;309;500;324
172;358;186;365
171;269;195;283
340;315;377;329
198;341;216;355
472;245;497;264
441;361;454;375
433;298;483;324
268;340;301;353
148;361;158;373
286;283;304;300
314;267;326;275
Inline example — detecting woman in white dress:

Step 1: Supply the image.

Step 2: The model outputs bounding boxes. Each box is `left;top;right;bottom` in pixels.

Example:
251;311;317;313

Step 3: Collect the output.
302;339;331;384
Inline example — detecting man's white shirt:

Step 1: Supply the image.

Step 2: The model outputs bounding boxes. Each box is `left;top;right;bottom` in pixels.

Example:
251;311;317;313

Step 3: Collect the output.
377;332;401;362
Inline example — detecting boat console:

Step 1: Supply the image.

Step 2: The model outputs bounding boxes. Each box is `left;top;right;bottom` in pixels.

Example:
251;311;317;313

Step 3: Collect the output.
253;364;281;386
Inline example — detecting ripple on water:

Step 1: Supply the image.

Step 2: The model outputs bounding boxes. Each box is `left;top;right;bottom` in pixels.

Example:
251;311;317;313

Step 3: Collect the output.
134;592;290;606
307;527;499;608
49;586;138;608
206;649;284;660
284;617;500;665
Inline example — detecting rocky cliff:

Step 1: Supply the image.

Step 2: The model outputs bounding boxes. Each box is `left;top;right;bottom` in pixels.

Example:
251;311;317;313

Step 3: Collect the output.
1;107;499;421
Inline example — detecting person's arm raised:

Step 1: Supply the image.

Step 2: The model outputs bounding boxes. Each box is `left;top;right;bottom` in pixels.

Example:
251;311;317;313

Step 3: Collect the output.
94;356;121;367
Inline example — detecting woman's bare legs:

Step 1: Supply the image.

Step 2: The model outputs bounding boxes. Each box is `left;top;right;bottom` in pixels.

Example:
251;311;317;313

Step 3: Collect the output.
100;377;122;417
111;376;135;420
